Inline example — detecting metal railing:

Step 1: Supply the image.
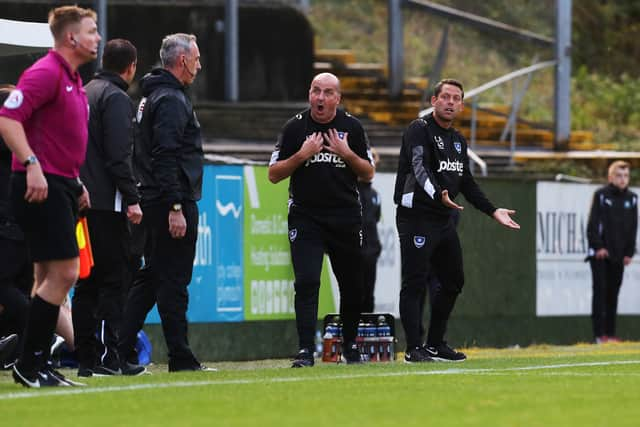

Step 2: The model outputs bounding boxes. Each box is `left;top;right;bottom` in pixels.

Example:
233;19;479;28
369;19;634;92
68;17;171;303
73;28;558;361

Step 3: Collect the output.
418;60;557;175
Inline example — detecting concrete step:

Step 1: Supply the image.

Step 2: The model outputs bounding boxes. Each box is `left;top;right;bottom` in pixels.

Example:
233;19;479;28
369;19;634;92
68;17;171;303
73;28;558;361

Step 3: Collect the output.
194;101;599;173
314;48;356;66
342;87;423;100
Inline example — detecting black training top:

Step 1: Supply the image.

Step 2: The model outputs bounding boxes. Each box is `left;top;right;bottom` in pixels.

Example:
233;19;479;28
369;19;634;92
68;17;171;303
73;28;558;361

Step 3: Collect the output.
270;108;372;217
358;180;382;256
586;183;638;262
393;112;496;219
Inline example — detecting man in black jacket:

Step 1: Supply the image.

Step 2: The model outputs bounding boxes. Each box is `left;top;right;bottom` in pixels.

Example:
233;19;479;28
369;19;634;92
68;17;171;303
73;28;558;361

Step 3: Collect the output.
394;79;520;363
73;39;144;377
587;160;637;344
118;33;212;372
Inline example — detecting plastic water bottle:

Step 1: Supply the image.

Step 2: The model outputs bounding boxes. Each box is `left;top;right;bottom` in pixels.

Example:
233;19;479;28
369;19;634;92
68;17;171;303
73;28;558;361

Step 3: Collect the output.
357;320;365;337
314;330;323;357
332;315;342;337
377;315;391;337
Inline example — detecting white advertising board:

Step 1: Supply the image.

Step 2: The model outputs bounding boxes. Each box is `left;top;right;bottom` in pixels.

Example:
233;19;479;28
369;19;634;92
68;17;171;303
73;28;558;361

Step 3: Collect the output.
536;181;640;316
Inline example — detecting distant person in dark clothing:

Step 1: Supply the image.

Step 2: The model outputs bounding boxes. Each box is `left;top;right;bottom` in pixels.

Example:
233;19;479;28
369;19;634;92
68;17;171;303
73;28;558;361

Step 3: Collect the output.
269;72;375;367
394;79;520;363
118;33;214;373
0;85;31;367
586;160;637;344
73;39;144;378
359;147;382;313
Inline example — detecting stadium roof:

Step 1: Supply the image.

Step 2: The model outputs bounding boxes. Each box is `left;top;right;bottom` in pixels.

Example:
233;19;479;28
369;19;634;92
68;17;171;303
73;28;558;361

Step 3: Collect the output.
0;17;52;57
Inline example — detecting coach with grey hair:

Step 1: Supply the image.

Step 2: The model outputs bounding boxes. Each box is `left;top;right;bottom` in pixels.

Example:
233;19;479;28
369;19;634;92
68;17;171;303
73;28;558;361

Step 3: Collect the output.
118;33;213;372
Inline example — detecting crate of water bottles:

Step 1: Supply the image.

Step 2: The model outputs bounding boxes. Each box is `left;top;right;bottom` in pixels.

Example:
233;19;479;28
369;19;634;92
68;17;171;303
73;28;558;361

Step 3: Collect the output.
321;313;396;363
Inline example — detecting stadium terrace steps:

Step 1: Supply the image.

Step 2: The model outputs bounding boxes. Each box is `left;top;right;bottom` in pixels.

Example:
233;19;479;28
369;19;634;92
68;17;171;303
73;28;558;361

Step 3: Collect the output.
312;47;606;175
198;49;601;176
314;48;357;67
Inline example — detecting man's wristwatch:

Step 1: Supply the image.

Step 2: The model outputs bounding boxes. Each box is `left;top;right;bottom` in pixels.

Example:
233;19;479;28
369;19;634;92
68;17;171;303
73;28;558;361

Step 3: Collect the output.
171;203;182;212
23;155;38;168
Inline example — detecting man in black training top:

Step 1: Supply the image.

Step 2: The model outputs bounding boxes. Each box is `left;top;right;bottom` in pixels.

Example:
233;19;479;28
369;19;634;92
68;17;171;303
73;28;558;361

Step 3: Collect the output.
269;72;374;367
586;160;637;344
394;79;520;363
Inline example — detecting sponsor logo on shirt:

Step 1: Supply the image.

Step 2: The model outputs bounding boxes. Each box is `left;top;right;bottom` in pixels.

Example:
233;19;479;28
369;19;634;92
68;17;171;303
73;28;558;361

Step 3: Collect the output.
289;228;298;242
3;89;23;109
136;97;147;123
305;151;346;168
434;136;445;150
436;159;464;173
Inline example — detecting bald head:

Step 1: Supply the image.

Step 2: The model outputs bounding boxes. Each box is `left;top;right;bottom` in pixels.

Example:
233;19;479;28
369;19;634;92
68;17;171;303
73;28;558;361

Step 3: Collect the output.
309;73;342;124
311;72;341;93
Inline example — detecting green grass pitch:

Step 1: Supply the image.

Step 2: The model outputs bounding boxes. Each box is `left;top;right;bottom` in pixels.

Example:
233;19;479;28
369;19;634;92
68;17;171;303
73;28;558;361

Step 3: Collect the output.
1;342;639;427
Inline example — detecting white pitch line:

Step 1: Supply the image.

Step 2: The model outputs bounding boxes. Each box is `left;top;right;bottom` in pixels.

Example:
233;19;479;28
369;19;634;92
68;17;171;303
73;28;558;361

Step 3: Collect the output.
1;360;639;401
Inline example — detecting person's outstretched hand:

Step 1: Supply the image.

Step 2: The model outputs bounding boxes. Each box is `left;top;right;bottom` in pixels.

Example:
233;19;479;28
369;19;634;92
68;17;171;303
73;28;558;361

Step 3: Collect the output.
441;190;464;210
493;208;520;229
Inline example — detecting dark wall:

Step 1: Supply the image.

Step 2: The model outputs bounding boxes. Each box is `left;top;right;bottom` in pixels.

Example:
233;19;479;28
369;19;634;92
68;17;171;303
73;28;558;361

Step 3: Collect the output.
0;2;313;101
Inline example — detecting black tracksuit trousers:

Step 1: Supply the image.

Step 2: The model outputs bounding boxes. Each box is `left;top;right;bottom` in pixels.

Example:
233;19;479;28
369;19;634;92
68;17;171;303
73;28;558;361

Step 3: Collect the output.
0;232;32;362
288;209;363;352
118;201;200;370
397;211;464;349
72;210;128;370
590;258;624;338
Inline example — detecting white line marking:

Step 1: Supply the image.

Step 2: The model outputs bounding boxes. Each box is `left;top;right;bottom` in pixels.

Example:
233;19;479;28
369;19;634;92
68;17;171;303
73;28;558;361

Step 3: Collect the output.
1;360;639;401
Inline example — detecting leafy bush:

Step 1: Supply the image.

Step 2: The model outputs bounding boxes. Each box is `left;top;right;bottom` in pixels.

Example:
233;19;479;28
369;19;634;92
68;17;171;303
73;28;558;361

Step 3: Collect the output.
572;67;640;147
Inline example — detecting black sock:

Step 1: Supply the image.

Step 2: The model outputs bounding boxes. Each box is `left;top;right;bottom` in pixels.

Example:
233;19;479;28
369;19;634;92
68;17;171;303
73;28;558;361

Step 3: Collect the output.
18;295;60;374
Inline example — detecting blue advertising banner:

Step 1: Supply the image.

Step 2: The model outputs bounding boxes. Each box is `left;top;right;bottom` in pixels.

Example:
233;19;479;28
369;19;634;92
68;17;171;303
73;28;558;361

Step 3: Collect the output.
145;164;244;323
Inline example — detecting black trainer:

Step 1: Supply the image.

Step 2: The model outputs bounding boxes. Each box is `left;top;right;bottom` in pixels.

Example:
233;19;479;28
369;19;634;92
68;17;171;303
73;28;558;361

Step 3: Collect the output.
404;346;434;363
192;364;217;372
291;348;314;368
93;365;122;376
426;342;467;362
169;364;218;372
342;344;364;364
13;365;70;388
45;365;86;386
121;361;147;376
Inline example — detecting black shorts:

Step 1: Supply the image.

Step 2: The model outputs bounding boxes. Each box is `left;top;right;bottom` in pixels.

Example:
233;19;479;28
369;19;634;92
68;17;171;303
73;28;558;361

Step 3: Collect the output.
10;172;82;262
